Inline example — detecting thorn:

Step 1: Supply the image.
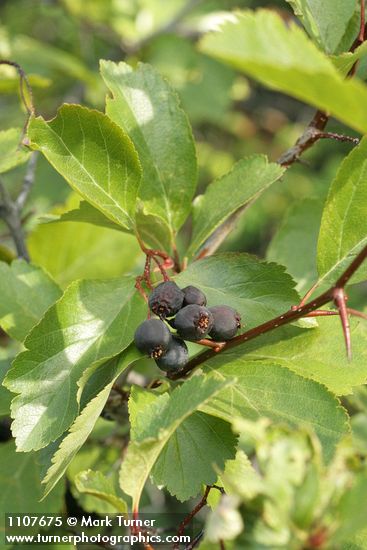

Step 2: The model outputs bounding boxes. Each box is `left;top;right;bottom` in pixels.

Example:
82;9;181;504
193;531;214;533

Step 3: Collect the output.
303;310;338;318
347;308;367;321
333;288;352;360
299;281;319;307
196;338;226;351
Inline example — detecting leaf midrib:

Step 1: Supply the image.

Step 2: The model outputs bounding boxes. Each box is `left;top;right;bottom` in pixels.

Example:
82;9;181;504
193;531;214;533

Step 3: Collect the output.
107;91;172;230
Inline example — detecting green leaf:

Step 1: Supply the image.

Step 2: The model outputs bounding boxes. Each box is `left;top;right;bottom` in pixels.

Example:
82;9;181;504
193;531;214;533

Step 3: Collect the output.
40;200;124;231
331;42;367;76
286;0;357;53
100;60;197;242
75;470;127;513
152;412;237;501
28;196;142;288
0;128;31;174
67;437;122;514
351;413;367;454
267;198;323;293
189;156;285;256
27;104;141;230
175;254;299;329
317;137;367;286
4;278;146;452
219;450;261;500
41;200;172;252
120;374;234;510
0;259;62;341
200;361;349;463
41;347;139;498
0;441;64;542
200;10;367;135
0;358;13;417
226;318;367;395
0;245;15;264
344;529;367;550
332;473;367;543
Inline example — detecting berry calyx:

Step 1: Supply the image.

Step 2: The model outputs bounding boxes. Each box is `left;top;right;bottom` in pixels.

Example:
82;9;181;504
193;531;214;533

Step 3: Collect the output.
134;318;172;358
174;304;214;340
209;305;241;341
182;285;207;307
156;336;189;371
148;281;184;318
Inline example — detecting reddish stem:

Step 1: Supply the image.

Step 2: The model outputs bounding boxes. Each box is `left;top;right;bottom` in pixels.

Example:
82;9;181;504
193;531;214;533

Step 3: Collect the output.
151;255;170;281
359;0;366;43
135;276;149;303
173;486;212;550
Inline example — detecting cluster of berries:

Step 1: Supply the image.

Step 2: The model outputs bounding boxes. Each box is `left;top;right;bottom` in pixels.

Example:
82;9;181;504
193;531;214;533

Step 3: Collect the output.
134;281;241;372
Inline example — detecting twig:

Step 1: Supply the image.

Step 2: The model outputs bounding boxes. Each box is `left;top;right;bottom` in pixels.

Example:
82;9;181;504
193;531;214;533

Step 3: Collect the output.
277;109;329;167
16;152;38;209
168;244;367;379
0;152;38;261
278;125;360;167
279;0;366;166
0;59;35;116
185;530;204;550
0;59;35;138
173;486;212;550
0;181;29;261
0;63;37;260
357;0;366;47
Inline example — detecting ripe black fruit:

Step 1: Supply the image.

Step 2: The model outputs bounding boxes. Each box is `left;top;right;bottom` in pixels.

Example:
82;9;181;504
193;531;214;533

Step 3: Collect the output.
148;281;184;318
209;305;241;341
182;285;207;307
174;304;214;340
156;336;189;371
134;318;172;358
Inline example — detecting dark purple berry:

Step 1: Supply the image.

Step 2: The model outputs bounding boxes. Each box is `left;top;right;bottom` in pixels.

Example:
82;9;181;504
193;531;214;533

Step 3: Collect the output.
174;304;214;341
182;285;207;307
156;336;189;371
134;319;172;358
209;306;241;341
148;281;184;318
